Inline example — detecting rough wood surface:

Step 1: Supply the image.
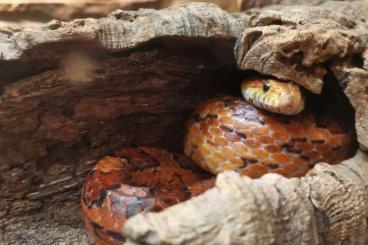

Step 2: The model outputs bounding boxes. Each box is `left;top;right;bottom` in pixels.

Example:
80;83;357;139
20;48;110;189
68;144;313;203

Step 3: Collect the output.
0;0;159;25
0;0;346;27
0;0;267;27
0;3;241;61
0;1;367;245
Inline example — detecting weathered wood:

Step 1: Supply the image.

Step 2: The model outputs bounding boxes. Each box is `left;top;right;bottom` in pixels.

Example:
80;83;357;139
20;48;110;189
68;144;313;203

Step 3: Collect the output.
0;0;338;27
0;0;160;26
0;1;367;244
0;0;258;27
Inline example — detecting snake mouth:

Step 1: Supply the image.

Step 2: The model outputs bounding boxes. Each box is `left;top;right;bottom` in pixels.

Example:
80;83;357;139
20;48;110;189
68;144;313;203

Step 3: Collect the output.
241;78;305;115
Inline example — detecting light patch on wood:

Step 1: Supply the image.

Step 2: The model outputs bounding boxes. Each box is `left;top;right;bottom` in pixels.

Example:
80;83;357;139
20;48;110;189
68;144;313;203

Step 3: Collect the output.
62;52;97;87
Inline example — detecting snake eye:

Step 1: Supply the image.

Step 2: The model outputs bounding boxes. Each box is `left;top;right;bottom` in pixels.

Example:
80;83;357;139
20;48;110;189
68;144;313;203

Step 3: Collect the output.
263;81;270;92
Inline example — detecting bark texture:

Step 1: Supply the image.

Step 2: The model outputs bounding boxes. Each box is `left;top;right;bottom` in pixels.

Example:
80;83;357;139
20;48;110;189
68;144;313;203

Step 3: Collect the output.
0;1;367;245
0;0;272;27
0;0;350;27
0;0;160;25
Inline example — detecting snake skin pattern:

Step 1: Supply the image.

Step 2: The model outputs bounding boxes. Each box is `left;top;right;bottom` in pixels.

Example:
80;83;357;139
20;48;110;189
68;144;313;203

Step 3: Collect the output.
82;91;355;244
184;96;354;177
82;147;213;244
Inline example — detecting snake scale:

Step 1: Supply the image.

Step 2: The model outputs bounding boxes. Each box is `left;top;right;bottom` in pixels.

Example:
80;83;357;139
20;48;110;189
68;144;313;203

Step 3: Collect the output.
81;78;355;244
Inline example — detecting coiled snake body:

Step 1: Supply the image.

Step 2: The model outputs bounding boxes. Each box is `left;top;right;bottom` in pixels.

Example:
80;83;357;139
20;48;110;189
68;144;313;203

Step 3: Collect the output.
81;78;355;244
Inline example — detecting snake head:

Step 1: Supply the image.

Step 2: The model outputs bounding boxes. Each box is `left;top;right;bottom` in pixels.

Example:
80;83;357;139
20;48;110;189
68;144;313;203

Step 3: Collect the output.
241;78;305;115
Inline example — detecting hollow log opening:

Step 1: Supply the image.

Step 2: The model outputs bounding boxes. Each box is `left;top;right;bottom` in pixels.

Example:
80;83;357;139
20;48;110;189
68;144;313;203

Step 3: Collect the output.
3;43;360;244
1;35;360;244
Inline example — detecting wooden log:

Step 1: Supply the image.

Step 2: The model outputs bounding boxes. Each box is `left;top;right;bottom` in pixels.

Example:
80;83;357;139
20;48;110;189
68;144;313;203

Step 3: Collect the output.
0;0;325;27
0;1;367;244
0;0;259;27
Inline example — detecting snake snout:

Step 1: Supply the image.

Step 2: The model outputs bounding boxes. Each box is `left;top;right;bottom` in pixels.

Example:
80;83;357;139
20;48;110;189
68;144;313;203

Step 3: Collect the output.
275;93;305;115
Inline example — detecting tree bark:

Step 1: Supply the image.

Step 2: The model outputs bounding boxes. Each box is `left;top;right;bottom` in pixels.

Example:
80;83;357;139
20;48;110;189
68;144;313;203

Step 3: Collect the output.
0;0;261;27
0;0;159;25
0;0;347;27
0;1;367;244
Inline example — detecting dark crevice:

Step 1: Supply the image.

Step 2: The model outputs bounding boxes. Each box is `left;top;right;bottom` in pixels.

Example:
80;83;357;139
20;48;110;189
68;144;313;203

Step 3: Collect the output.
306;67;358;156
351;53;364;68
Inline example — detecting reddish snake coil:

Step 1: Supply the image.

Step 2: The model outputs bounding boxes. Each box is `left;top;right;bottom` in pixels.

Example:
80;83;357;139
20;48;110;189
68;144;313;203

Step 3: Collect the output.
81;78;355;244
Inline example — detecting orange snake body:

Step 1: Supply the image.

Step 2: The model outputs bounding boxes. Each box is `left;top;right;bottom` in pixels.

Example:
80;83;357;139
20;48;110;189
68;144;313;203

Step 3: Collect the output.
82;80;355;244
